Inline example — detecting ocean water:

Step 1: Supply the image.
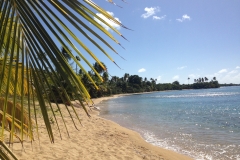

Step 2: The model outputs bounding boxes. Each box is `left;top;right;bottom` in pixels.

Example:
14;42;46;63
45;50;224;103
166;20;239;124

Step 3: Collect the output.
98;86;240;160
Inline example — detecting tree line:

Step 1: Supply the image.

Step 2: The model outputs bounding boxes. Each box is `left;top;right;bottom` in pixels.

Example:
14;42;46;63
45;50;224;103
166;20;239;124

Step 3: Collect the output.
76;63;220;98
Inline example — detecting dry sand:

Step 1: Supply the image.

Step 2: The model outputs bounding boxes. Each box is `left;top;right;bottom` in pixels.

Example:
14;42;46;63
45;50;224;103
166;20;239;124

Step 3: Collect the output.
11;94;192;160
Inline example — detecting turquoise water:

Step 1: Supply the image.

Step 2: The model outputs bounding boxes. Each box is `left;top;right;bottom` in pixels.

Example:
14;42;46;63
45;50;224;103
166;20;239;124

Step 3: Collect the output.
98;86;240;160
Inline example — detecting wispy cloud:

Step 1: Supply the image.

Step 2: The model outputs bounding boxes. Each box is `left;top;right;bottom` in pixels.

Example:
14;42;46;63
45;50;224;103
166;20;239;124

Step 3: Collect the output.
138;68;146;73
176;14;191;22
153;15;166;20
218;69;228;73
177;66;187;70
172;75;179;80
228;70;238;74
141;7;160;19
94;11;121;31
236;66;240;69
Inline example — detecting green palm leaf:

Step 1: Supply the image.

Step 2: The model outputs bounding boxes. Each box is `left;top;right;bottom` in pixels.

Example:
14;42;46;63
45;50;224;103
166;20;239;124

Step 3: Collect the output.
0;0;127;159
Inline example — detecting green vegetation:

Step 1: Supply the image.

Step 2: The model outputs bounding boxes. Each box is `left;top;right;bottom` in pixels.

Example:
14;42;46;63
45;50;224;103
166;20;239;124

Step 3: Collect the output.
219;83;240;87
76;67;220;98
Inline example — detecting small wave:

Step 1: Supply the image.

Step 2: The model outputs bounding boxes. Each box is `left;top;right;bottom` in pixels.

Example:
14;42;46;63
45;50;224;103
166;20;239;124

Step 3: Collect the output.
142;131;178;151
141;130;206;159
139;129;240;160
150;92;238;98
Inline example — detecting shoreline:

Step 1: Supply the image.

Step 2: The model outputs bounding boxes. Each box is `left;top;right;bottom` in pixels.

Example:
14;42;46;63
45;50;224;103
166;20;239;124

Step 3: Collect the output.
12;94;192;160
92;94;192;160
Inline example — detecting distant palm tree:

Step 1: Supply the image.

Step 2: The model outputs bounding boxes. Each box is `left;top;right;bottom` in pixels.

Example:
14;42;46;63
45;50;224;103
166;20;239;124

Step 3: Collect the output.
123;73;129;82
93;62;107;75
102;72;109;82
188;77;190;85
111;76;119;83
38;52;47;69
75;56;81;74
144;77;147;82
213;77;216;81
0;0;127;158
204;77;208;82
60;47;72;62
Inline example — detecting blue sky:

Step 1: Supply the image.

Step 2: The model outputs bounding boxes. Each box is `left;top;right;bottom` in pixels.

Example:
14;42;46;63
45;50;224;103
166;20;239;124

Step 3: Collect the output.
77;1;240;84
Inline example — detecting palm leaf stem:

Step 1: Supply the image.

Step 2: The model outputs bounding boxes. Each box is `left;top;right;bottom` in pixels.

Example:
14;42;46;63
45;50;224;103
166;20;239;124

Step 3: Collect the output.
28;52;65;139
0;1;13;93
30;74;40;142
80;0;122;43
30;1;100;92
20;27;25;141
31;67;54;143
64;0;118;54
25;49;33;141
65;0;120;54
0;5;16;139
24;33;83;133
41;1;105;82
0;1;9;36
9;14;20;145
54;1;118;70
10;23;22;144
24;29;81;135
0;139;18;160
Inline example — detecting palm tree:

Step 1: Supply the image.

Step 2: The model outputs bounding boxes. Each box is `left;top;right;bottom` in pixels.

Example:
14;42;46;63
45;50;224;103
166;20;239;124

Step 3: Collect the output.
37;52;46;70
123;73;129;82
0;0;127;158
204;77;208;82
93;61;107;75
188;77;190;85
60;47;72;62
75;56;81;74
144;77;147;82
102;72;109;82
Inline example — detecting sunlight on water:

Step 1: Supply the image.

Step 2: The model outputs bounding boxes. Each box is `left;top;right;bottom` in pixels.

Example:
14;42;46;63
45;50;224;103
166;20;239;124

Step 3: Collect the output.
152;92;237;98
99;87;240;160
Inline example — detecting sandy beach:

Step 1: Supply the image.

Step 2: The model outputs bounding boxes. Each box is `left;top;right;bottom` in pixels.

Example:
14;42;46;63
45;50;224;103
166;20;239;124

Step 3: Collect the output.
11;94;192;160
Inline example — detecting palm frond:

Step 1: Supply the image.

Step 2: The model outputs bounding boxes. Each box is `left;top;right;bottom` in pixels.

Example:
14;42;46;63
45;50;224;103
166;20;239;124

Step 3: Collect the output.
0;0;127;155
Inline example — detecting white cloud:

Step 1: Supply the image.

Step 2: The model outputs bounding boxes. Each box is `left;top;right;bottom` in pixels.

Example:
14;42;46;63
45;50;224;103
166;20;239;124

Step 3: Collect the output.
176;14;191;22
138;68;146;73
219;73;240;84
236;66;240;69
94;11;121;31
203;68;240;84
177;66;187;70
156;76;161;81
206;69;240;84
153;15;166;20
218;69;228;73
141;7;160;19
188;74;200;79
172;75;179;80
228;70;238;74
